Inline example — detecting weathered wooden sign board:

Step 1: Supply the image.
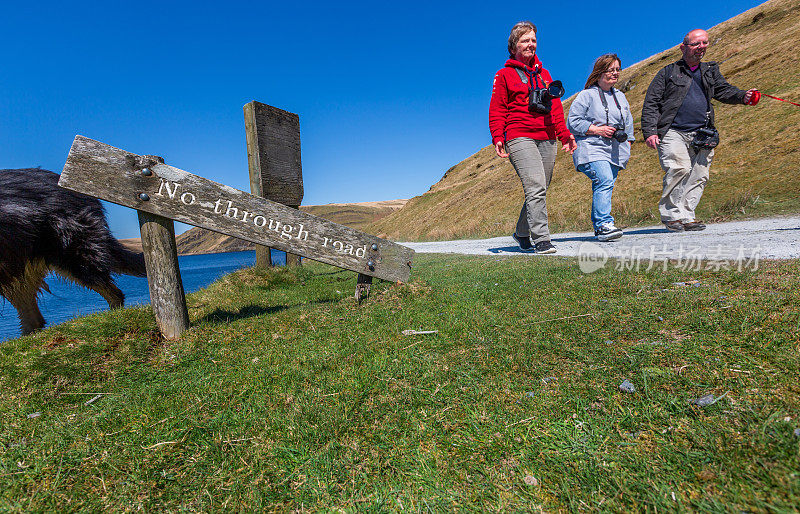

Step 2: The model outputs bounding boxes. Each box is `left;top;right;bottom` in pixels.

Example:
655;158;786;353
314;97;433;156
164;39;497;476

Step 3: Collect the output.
60;136;413;282
58;135;414;338
244;101;303;206
244;101;303;267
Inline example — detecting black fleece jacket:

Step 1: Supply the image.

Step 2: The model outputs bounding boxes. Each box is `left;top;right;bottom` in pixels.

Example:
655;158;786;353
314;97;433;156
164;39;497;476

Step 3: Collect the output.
641;59;746;139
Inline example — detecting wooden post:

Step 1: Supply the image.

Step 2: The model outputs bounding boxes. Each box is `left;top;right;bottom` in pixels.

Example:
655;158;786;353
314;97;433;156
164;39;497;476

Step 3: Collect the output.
138;210;190;340
285;204;302;267
355;273;372;303
255;244;273;267
244;101;304;268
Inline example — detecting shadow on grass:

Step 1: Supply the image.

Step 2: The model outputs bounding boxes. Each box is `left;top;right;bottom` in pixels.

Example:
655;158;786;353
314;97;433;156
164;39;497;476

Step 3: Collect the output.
307;269;350;277
198;298;338;325
199;305;287;324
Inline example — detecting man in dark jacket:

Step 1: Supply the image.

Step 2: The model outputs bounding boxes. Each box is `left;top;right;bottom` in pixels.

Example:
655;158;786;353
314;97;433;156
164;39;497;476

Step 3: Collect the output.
642;29;755;232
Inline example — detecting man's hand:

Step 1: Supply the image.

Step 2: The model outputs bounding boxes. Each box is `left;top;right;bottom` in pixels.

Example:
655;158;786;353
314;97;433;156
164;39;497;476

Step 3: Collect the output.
562;135;577;155
587;124;617;138
743;89;758;105
495;141;508;158
645;135;660;149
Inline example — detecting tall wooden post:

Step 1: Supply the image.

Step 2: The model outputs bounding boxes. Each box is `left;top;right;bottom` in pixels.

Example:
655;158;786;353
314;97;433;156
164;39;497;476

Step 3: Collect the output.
138;211;190;340
132;154;189;340
244;101;304;267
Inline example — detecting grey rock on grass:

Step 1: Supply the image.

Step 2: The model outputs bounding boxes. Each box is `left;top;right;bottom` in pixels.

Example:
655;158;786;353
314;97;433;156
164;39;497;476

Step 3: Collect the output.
619;380;636;393
691;392;728;407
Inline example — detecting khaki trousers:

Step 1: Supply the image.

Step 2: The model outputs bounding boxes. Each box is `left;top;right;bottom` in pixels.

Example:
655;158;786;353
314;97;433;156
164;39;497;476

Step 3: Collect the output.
657;129;714;223
506;137;557;243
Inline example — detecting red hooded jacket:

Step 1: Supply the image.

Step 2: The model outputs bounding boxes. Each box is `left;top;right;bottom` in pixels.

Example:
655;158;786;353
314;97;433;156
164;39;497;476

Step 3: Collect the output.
489;56;571;146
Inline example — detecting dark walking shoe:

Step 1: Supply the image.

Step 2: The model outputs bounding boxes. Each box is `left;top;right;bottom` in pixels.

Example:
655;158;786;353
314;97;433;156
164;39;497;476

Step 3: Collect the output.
512;233;535;252
664;220;685;232
682;220;707;231
534;240;556;254
595;223;623;242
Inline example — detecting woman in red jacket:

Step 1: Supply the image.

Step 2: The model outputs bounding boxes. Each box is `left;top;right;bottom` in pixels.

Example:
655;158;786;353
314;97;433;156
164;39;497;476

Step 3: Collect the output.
489;21;576;254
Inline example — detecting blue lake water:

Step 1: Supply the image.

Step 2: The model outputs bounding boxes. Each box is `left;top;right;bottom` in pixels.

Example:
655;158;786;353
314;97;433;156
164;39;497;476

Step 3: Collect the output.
0;250;286;343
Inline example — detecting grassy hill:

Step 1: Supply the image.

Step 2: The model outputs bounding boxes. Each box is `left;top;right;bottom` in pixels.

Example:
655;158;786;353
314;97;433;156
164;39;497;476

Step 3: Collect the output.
368;0;800;241
2;256;798;510
120;199;407;255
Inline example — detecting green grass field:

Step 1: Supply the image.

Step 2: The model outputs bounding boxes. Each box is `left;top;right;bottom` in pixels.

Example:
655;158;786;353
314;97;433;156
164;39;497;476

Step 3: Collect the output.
1;255;798;511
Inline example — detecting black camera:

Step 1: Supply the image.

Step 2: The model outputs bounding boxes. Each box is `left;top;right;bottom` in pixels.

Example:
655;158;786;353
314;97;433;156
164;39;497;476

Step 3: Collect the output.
528;80;565;114
690;126;719;150
612;125;628;143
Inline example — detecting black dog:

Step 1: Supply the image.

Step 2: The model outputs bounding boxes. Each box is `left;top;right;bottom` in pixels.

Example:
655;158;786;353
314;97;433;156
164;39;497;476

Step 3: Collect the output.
0;168;147;335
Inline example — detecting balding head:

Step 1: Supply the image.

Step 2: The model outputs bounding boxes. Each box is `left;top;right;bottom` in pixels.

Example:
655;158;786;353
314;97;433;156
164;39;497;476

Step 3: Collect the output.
680;29;709;66
683;29;708;44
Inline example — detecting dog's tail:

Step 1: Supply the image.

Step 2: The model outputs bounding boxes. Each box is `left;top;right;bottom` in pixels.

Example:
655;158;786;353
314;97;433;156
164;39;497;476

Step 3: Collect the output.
111;243;148;277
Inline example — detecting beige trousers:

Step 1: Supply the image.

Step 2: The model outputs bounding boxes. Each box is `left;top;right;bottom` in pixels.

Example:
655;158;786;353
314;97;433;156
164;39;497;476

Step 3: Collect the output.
657;129;714;223
506;137;557;243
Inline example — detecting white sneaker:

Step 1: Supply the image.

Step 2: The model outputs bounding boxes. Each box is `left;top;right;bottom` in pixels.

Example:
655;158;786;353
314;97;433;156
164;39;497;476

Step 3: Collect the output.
595;223;623;242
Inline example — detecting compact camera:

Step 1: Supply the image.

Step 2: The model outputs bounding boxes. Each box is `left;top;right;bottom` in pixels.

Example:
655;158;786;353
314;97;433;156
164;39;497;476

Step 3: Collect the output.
529;80;565;114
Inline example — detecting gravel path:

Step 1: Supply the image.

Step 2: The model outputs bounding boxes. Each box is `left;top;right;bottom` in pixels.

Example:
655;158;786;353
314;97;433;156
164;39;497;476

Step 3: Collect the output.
402;216;800;262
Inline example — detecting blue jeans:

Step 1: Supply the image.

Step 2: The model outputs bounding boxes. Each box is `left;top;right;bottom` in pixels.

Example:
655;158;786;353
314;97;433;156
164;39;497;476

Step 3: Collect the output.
577;160;621;229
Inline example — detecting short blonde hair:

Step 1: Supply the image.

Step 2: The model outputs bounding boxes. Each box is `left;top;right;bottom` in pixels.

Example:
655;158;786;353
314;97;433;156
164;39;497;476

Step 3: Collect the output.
508;21;537;58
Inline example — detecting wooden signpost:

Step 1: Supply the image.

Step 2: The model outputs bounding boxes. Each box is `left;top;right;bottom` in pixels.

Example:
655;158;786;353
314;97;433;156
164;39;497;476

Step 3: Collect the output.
244;101;303;268
59;135;414;339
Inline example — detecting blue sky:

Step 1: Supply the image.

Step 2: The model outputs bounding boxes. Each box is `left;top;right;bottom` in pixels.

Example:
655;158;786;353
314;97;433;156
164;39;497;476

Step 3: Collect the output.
2;0;762;239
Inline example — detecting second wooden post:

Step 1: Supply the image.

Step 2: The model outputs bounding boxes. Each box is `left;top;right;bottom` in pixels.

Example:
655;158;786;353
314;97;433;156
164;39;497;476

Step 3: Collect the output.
244;101;304;267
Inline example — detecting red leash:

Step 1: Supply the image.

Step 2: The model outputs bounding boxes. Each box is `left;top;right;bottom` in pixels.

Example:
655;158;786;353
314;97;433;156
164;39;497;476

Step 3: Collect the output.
748;90;800;107
761;93;800;107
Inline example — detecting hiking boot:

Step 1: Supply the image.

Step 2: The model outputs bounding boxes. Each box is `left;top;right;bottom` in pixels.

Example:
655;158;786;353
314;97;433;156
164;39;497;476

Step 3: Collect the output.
664;220;685;232
682;220;707;231
534;240;556;254
512;233;535;252
595;223;623;242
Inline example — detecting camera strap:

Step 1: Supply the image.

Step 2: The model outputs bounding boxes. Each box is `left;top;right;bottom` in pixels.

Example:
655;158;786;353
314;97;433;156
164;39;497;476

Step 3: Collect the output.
596;86;623;127
516;67;544;91
702;79;713;129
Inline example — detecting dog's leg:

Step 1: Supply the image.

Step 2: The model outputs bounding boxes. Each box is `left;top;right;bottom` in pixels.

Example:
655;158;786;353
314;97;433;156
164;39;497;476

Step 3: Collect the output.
93;282;125;309
53;267;126;310
6;260;48;335
10;291;46;335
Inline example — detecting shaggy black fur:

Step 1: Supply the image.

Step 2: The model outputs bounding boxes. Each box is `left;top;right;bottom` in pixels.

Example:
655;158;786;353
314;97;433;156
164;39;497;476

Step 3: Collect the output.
0;168;147;335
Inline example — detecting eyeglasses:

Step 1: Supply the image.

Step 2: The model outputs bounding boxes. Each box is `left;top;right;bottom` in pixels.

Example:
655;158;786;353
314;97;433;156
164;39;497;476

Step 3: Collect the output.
605;68;621;74
686;41;709;48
